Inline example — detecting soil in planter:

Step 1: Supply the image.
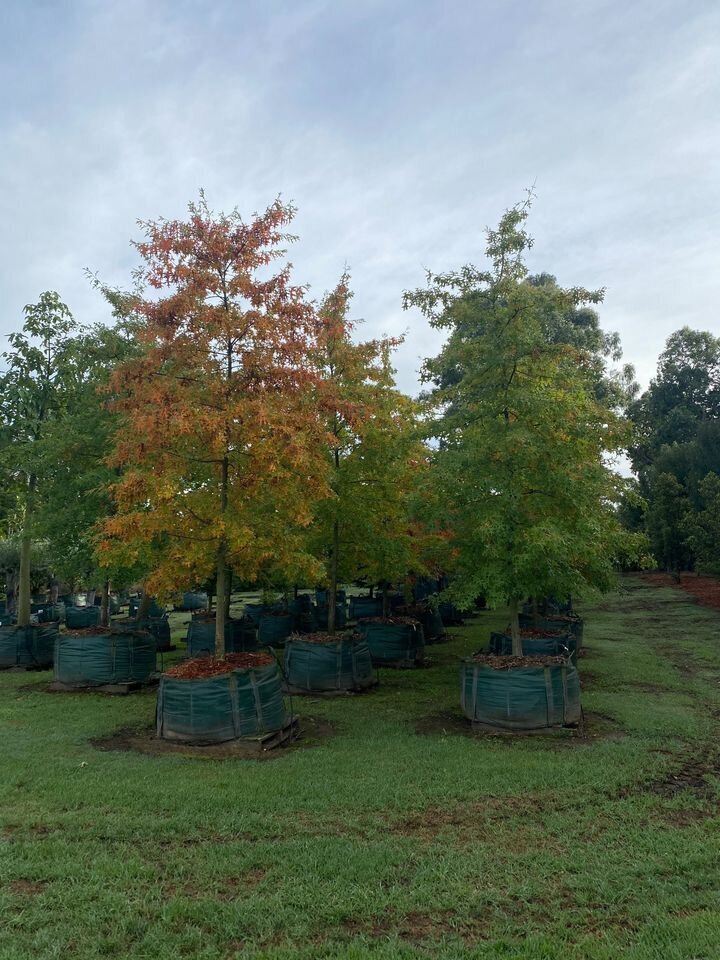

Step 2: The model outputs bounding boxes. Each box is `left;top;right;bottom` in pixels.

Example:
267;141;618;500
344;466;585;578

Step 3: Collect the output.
165;651;275;680
470;653;567;669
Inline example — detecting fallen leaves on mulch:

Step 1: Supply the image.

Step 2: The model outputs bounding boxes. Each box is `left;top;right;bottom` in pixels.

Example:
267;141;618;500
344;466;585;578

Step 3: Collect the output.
469;654;568;669
165;652;275;680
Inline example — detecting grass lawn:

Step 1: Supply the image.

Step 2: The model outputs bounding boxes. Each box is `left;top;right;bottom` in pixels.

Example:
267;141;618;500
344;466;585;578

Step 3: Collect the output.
2;577;720;959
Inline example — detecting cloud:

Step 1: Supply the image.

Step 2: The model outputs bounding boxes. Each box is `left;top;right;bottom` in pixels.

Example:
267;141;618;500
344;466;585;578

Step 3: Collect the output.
0;0;718;397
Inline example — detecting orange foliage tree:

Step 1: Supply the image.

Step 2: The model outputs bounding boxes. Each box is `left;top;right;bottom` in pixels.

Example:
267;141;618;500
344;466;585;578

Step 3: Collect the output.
100;196;329;654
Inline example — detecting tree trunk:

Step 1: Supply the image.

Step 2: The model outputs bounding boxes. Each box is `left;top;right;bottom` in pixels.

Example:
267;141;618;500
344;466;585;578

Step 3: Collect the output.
86;588;97;607
51;579;59;603
17;474;37;627
6;570;18;615
382;584;390;619
100;579;110;627
532;597;539;629
225;568;232;619
138;586;151;620
509;601;522;657
215;548;228;658
327;518;339;635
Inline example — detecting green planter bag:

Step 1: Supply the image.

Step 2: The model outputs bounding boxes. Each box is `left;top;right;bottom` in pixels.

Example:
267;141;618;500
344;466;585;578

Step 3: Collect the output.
186;617;258;656
54;629;156;686
0;623;57;669
356;618;424;667
460;658;581;730
489;630;577;664
349;596;383;619
156;655;287;743
258;613;293;647
65;606;101;629
284;634;375;692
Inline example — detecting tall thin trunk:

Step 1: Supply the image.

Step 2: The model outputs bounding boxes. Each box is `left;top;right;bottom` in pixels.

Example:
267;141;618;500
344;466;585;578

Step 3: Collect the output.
328;518;339;635
215;455;229;657
509;600;522;657
532;597;539;629
382;584;390;619
225;568;232;619
17;474;37;628
138;582;151;620
86;588;96;607
100;579;110;627
7;571;18;615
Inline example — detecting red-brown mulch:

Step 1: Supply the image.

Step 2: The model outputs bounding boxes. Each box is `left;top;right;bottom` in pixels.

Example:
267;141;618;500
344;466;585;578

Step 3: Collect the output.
470;654;568;669
165;652;275;680
519;629;568;639
641;572;720;611
287;631;356;645
358;616;420;626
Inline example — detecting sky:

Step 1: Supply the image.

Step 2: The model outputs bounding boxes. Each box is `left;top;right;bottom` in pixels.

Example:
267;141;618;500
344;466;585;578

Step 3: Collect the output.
0;0;718;396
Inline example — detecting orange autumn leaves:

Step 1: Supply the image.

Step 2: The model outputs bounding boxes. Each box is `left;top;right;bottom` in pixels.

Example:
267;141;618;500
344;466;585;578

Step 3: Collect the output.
98;197;439;600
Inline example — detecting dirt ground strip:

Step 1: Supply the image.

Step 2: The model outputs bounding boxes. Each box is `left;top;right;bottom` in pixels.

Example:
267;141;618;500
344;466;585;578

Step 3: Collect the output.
641;572;720;611
90;716;335;761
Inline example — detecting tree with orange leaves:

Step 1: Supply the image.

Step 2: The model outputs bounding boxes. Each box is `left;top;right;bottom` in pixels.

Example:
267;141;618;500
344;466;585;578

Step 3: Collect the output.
308;274;438;628
100;195;329;654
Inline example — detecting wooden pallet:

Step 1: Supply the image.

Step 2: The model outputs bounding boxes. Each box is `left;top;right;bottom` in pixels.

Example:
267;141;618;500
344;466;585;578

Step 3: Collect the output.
47;677;159;696
235;716;300;750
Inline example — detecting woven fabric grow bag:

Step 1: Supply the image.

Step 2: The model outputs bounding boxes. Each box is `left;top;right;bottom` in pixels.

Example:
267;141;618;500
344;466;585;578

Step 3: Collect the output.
284;634;374;692
243;603;265;624
178;591;208;611
258;613;293;647
315;589;346;606
156;659;287;743
116;617;172;651
519;613;583;639
489;631;577;664
54;629;156;687
313;602;347;630
0;623;58;669
289;594;313;615
65;606;101;629
186;617;258;657
37;603;66;623
439;602;465;626
357;619;425;666
411;606;445;643
460;659;581;729
349;596;383;619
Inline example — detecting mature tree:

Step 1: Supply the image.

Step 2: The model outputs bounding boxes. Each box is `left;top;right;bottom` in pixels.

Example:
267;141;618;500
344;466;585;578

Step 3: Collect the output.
628;328;720;569
0;293;81;626
404;198;644;653
37;317;142;624
100;196;330;654
307;275;440;628
684;472;720;574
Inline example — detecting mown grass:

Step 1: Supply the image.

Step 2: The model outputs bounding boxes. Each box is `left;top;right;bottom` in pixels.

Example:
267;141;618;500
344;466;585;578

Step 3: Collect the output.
2;578;720;959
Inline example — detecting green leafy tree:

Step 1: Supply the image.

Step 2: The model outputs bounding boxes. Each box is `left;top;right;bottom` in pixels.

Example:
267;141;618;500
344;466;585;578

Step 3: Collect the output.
0;293;81;626
309;275;434;628
684;472;720;574
36;315;144;623
404;198;644;653
644;472;691;576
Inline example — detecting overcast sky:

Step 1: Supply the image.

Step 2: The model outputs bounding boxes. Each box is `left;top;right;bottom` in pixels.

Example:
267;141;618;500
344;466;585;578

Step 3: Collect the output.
1;0;718;395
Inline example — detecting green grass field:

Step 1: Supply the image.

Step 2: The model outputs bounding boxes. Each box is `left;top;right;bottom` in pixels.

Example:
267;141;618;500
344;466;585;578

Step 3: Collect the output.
2;577;720;959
